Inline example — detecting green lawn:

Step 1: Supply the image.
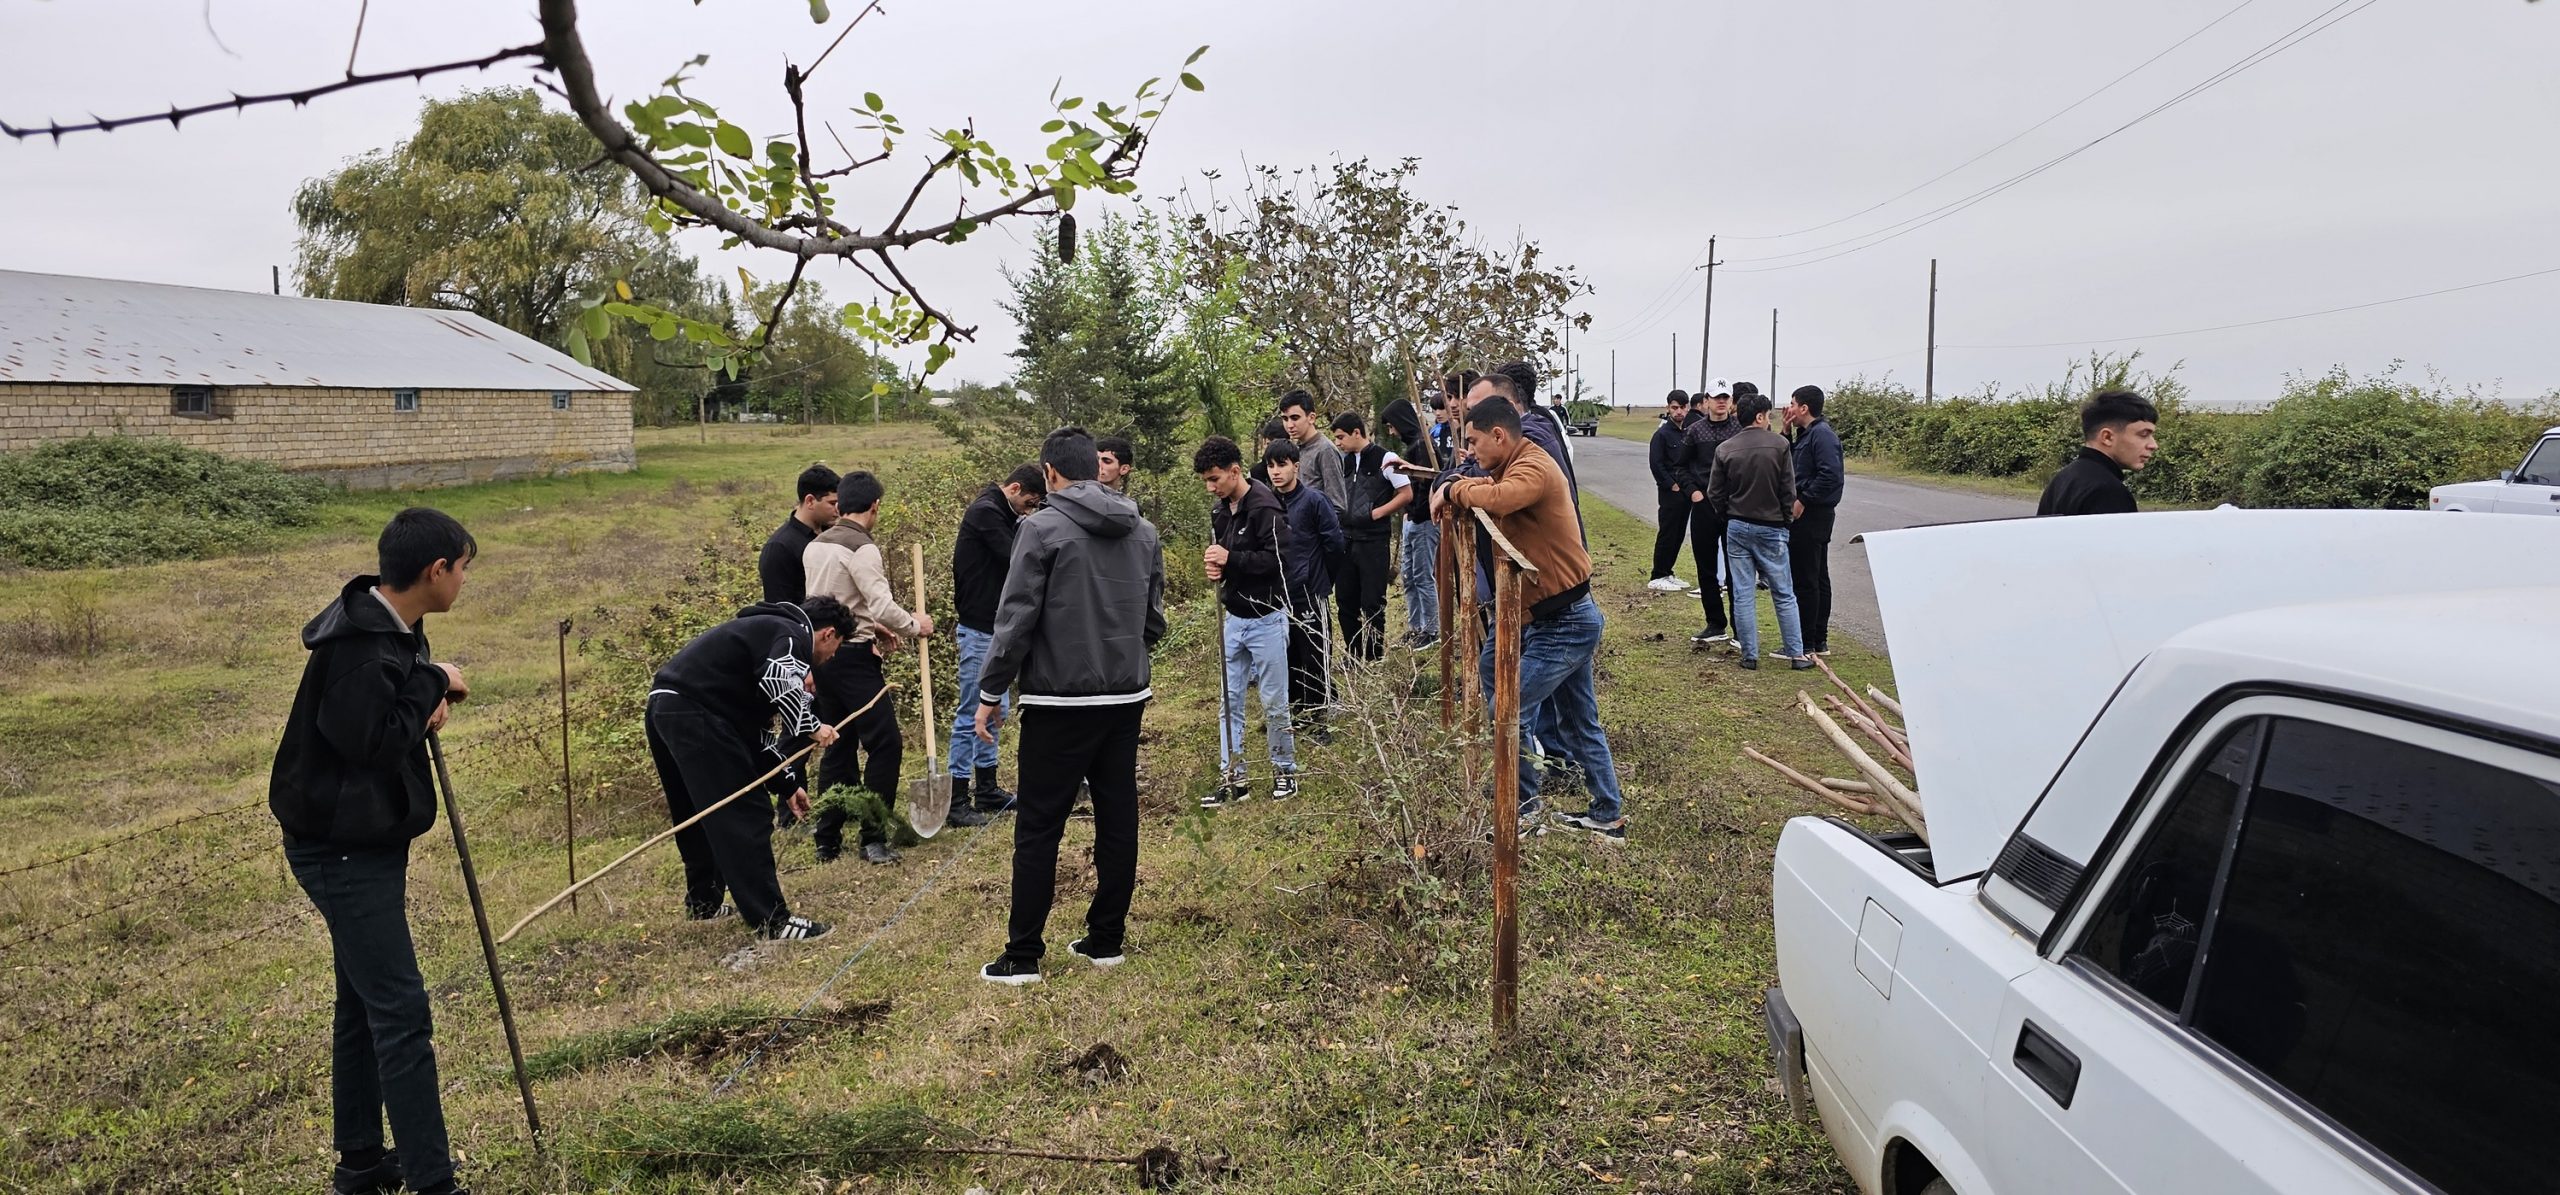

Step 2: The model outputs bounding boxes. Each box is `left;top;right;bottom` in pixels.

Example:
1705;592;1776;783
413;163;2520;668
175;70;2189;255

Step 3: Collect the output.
0;424;1889;1192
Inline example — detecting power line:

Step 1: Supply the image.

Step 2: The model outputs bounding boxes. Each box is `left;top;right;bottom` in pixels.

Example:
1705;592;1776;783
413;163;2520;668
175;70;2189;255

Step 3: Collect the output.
1944;263;2560;350
1717;0;2384;276
1724;0;2267;244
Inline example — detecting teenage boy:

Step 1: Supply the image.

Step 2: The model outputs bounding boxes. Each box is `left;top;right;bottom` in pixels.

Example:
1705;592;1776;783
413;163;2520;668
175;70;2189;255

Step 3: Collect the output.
1381;396;1441;649
1436;398;1633;843
1195;435;1297;804
1785;386;1845;655
2038;390;2160;516
803;470;952;861
646;596;850;939
1276;390;1350;511
1095;435;1135;493
973;428;1167;985
1707;392;1814;672
1328;412;1413;662
1265;438;1346;734
759;463;841;604
271;508;478;1195
1647;390;1695;591
1672;384;1745;643
949;464;1046;816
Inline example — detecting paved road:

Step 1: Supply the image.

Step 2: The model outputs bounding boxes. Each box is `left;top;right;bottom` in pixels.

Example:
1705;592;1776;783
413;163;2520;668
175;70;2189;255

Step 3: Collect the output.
1562;429;2034;652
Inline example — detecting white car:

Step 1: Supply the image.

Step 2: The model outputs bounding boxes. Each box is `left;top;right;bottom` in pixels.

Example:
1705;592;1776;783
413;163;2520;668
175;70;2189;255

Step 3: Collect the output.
2429;426;2559;513
1766;510;2560;1195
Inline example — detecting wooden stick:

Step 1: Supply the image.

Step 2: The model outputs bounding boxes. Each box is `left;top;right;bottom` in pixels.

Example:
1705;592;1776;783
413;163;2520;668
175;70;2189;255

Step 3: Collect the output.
1467;505;1537;574
1866;686;1904;720
428;732;544;1152
1826;694;1916;773
497;686;896;944
1744;745;1885;817
1489;554;1524;1045
1811;652;1898;740
1801;692;1927;839
1821;778;1876;794
558;618;577;914
910;542;937;820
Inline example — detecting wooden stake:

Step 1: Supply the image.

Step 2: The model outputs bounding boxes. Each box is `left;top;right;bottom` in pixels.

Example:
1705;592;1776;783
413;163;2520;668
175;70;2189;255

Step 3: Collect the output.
497;688;895;944
1453;502;1483;801
1826;694;1916;773
1866;686;1904;720
1488;553;1524;1045
1810;652;1899;742
426;732;543;1152
1436;500;1458;732
1800;692;1926;838
557;618;577;913
1821;778;1876;794
1744;745;1884;817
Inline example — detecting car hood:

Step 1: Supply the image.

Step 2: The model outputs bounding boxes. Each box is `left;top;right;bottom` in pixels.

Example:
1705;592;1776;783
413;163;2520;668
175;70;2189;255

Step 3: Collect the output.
1862;507;2560;880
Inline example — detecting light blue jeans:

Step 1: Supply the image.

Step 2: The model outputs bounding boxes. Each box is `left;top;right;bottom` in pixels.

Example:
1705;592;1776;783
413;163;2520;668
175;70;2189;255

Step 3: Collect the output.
948;624;1007;777
1724;520;1804;662
1401;519;1440;641
1479;596;1626;822
1221;609;1295;777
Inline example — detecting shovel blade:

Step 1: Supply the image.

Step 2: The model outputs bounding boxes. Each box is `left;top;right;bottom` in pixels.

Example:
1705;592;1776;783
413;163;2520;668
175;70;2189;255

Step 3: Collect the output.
908;774;949;839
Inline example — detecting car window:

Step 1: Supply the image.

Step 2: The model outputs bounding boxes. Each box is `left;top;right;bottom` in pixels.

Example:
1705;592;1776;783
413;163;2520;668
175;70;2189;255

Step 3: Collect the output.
2515;437;2560;486
2189;718;2560;1194
2074;720;2259;1011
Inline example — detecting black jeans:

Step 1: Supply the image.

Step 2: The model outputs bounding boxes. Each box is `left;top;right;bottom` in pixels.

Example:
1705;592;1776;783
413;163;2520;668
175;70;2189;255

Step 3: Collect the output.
1284;589;1331;721
1005;702;1143;962
285;840;454;1194
645;691;790;930
1651;486;1689;578
1687;501;1736;632
810;644;903;851
1335;534;1394;662
1789;503;1837;651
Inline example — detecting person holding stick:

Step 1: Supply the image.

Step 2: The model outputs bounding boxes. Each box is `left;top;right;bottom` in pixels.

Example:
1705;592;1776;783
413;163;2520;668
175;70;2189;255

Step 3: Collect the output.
1436;393;1634;844
1196;435;1298;805
973;428;1165;984
803;470;961;861
1264;438;1344;741
645;596;851;939
268;508;478;1195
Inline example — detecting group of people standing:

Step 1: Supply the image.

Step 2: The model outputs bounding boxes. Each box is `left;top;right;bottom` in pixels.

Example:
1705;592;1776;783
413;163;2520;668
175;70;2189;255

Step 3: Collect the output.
1645;380;1843;667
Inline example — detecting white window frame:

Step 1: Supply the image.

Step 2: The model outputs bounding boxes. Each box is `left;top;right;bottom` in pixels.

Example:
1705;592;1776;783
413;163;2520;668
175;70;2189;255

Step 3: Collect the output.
393;388;420;413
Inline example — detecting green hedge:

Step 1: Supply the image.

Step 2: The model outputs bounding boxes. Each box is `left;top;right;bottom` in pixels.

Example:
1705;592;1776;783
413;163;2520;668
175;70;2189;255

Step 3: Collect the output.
1827;357;2554;509
0;437;329;568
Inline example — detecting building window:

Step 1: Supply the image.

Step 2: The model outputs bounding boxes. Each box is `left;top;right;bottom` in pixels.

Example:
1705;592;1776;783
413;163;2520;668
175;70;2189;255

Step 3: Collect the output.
393;388;420;413
552;391;571;411
171;385;214;417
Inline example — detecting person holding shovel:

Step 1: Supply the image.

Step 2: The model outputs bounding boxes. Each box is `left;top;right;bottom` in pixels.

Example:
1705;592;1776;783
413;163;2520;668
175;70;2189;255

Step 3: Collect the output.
269;508;477;1195
803;470;964;862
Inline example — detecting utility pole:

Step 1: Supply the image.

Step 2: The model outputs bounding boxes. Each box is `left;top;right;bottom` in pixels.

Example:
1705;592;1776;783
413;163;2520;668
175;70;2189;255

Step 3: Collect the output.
1610;349;1618;411
1769;308;1779;400
271;265;281;296
1925;258;1939;403
1671;333;1678;391
1697;235;1720;390
1562;318;1572;403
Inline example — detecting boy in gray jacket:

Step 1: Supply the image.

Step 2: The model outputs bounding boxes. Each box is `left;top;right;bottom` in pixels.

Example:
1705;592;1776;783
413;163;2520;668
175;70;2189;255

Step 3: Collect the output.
972;428;1166;985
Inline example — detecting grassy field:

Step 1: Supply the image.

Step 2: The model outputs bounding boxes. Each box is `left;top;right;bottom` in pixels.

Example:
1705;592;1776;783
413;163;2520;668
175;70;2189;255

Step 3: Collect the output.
0;422;1906;1193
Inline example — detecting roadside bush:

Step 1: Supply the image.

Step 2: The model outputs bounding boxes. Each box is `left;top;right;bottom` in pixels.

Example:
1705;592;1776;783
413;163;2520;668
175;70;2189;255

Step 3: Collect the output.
0;437;327;568
1824;376;1916;456
2236;367;2553;509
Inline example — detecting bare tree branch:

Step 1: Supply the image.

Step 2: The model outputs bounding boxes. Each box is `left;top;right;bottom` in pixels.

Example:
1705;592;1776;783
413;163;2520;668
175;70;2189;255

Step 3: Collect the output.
813;121;888;178
801;0;888;81
1;41;543;141
345;0;371;75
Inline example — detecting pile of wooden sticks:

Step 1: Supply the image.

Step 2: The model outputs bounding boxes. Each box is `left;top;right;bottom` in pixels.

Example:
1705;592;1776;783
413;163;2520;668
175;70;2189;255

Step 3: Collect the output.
1744;655;1927;841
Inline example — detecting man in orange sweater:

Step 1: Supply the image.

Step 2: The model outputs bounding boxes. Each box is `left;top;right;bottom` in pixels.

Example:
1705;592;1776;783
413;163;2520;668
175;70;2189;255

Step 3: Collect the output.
1437;392;1630;843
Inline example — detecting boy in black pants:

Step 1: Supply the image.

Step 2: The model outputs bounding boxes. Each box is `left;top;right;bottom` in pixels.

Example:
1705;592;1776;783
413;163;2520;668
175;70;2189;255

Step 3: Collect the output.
644;596;853;940
269;508;476;1195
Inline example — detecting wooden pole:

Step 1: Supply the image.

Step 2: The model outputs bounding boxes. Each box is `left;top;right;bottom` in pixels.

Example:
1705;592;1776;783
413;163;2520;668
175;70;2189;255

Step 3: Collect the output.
426;733;543;1152
1436;500;1458;731
1698;235;1717;390
497;689;894;944
1744;745;1884;817
1925;258;1938;404
909;542;939;828
1488;553;1523;1045
1800;692;1926;836
1453;504;1482;801
1769;308;1779;401
557;619;576;913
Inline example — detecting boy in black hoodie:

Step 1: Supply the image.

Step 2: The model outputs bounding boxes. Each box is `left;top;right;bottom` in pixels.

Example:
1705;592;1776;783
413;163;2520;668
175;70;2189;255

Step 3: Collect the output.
1195;435;1297;805
269;508;475;1195
644;596;854;940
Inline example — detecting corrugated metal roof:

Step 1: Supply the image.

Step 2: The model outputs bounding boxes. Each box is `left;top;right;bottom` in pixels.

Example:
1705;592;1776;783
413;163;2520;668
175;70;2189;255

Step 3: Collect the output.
0;269;635;392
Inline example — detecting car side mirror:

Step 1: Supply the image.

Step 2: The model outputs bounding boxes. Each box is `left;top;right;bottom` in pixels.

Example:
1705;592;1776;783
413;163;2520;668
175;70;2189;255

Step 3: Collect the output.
2500;469;2515;483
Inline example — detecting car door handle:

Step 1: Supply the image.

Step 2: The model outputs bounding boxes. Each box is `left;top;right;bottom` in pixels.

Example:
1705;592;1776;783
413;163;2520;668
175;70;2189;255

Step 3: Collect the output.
2015;1019;2081;1109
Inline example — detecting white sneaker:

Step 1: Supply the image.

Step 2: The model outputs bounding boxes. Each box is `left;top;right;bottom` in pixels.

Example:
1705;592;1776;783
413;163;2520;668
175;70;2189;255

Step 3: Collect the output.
1644;576;1687;592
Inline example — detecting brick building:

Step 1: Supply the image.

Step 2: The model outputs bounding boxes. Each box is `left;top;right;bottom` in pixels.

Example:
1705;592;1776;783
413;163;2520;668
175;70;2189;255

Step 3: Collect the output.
0;270;635;490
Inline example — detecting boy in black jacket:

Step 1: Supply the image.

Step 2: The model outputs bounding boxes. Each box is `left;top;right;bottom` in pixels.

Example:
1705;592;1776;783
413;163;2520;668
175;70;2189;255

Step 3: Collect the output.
1195;435;1296;805
946;464;1045;815
645;596;852;940
269;508;475;1195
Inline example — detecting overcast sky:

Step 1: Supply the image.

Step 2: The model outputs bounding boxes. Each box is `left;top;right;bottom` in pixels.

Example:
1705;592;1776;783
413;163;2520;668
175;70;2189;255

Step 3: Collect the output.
4;0;2556;405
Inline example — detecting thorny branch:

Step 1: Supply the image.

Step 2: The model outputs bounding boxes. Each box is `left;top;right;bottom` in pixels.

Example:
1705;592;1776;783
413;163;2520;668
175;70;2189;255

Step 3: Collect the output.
1;41;545;141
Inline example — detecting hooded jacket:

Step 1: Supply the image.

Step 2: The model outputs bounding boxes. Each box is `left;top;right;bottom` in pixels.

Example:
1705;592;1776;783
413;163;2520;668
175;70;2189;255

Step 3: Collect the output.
1211;477;1291;618
977;481;1166;708
269;575;452;848
650;601;827;793
1276;481;1345;604
951;484;1023;632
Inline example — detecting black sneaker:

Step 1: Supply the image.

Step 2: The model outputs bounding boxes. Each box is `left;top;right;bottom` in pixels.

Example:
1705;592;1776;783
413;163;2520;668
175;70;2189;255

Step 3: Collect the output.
1789;657;1818;671
761;915;831;942
861;842;901;865
330;1150;402;1195
1068;937;1126;968
1270;773;1299;801
944;806;994;828
1691;627;1732;645
1559;810;1628;843
1738;656;1759;670
980;955;1043;986
684;902;736;922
